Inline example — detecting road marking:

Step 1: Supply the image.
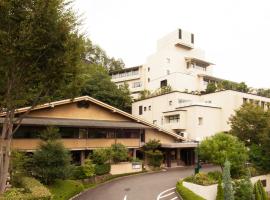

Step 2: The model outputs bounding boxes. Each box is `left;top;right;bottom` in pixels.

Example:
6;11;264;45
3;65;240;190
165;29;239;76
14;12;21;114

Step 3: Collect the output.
170;197;178;200
157;187;177;200
123;195;127;200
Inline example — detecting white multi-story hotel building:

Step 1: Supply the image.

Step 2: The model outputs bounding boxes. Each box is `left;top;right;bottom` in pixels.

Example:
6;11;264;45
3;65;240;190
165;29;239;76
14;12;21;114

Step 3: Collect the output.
110;28;219;99
111;28;270;141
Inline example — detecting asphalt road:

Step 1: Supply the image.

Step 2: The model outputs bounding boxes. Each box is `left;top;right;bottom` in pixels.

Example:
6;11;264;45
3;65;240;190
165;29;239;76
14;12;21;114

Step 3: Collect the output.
74;165;219;200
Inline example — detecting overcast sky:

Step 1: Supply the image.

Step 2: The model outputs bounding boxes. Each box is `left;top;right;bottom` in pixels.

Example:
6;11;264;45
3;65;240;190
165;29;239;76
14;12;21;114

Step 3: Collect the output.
73;0;270;88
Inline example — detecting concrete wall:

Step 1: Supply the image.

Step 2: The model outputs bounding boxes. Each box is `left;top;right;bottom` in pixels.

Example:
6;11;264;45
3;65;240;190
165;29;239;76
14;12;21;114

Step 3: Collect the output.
110;162;142;175
132;90;270;141
183;181;217;200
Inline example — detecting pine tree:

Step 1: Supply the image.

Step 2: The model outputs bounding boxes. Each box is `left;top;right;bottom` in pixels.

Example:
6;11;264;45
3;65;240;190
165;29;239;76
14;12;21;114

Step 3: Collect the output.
223;160;234;200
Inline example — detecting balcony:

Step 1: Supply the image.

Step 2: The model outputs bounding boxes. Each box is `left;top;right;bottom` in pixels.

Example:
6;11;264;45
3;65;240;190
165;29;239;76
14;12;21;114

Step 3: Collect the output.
10;138;140;151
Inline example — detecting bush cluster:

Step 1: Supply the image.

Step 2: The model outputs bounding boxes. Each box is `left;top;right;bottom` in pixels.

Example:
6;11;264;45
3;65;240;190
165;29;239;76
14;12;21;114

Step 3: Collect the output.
184;171;222;186
95;163;111;176
1;177;52;200
145;150;163;167
176;181;205;200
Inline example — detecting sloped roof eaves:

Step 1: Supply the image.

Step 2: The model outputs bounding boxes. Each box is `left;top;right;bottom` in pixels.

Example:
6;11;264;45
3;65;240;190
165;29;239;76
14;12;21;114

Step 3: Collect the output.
0;117;148;129
0;96;184;140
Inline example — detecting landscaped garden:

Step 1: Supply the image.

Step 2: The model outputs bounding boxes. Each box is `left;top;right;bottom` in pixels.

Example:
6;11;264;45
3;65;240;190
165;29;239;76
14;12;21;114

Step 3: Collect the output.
0;127;147;200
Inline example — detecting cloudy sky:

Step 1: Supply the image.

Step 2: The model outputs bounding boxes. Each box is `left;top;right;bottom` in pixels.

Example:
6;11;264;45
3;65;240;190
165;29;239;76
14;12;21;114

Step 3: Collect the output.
73;0;270;88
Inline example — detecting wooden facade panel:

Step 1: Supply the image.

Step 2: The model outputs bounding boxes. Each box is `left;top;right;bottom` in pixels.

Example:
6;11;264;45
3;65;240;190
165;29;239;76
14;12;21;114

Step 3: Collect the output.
11;138;140;151
28;102;130;122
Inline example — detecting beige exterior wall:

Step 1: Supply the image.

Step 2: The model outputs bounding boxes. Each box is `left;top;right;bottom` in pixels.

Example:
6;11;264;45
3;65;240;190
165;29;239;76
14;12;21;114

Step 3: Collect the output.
110;162;142;175
11;138;140;151
28;102;130;121
145;129;176;144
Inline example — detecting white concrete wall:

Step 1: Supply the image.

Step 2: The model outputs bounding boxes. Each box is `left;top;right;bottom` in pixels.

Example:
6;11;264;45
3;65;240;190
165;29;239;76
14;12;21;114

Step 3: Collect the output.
132;90;270;141
183;181;217;200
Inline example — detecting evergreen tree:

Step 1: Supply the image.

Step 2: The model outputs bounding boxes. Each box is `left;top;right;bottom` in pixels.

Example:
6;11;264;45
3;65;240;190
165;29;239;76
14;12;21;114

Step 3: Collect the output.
216;178;224;200
234;173;253;200
253;180;267;200
31;127;71;185
223;160;234;200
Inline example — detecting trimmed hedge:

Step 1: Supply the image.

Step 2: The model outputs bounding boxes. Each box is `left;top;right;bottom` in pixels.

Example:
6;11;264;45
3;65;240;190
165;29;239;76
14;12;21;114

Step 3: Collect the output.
95;163;111;175
176;181;206;200
1;177;52;200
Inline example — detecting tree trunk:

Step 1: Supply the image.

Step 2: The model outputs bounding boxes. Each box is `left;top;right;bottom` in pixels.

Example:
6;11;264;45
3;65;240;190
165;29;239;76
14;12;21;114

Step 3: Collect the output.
0;111;14;194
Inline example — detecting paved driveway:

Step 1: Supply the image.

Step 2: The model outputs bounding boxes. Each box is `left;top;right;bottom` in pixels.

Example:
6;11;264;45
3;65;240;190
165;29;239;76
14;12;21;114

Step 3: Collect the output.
74;165;218;200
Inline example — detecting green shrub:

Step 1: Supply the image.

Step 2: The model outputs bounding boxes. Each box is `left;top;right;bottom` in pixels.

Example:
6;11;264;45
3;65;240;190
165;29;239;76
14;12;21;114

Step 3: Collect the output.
95;163;111;175
111;143;128;163
1;177;52;200
71;166;88;180
145;150;163;167
176;181;206;200
216;179;224;200
208;171;222;181
49;180;84;200
184;172;218;186
20;177;52;199
91;148;111;164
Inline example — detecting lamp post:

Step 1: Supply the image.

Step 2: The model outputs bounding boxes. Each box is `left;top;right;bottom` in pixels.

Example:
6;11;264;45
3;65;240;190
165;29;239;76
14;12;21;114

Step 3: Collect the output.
194;139;201;174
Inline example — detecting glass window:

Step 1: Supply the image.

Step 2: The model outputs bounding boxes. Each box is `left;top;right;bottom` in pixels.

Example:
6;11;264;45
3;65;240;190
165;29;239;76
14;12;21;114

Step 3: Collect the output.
144;107;147;111
139;106;143;115
169;100;173;106
132;82;141;88
160;79;167;87
148;106;151;111
88;129;107;138
198;117;203;125
116;129;140;138
168;115;180;123
13;126;45;138
59;127;79;138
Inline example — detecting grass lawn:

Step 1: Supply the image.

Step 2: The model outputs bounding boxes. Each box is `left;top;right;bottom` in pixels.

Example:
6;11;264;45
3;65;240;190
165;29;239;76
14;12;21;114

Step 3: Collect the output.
49;180;87;200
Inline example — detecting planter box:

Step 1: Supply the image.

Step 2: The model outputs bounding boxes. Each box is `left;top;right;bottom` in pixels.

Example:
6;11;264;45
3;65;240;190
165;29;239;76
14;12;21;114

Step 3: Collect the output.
110;162;142;175
183;181;217;200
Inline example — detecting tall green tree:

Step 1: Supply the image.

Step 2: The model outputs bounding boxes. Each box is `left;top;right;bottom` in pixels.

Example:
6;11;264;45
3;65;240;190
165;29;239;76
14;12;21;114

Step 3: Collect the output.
223;160;234;200
80;64;132;112
0;0;85;193
84;39;124;72
230;103;270;172
199;132;248;177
